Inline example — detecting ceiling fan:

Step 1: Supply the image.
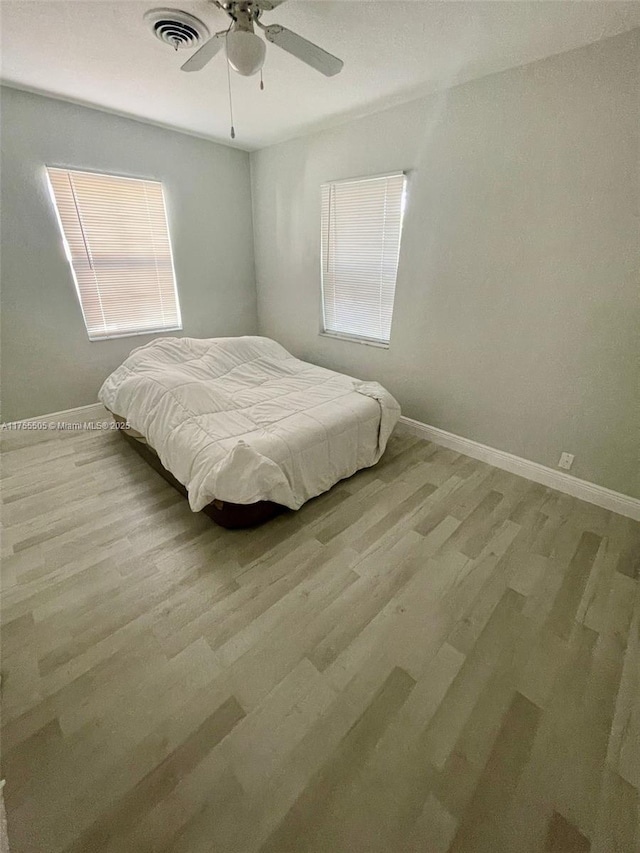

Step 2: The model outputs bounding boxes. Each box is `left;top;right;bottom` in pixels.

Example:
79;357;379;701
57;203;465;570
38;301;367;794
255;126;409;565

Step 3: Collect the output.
180;0;344;78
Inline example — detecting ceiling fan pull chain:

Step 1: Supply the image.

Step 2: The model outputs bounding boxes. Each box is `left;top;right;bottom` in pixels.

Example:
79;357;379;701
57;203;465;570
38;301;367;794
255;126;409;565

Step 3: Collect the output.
260;69;264;91
225;40;236;139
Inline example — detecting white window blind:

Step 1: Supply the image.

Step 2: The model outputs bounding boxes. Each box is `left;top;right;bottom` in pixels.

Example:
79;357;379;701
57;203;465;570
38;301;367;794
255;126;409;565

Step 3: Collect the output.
46;168;181;341
321;172;406;344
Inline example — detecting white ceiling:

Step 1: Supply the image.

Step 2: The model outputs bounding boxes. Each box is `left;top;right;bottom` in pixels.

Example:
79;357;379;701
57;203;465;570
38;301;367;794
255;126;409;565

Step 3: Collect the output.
2;1;639;150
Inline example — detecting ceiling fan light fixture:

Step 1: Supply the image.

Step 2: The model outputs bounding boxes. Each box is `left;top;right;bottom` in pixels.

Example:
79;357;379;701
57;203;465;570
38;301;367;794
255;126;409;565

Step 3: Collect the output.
226;29;266;76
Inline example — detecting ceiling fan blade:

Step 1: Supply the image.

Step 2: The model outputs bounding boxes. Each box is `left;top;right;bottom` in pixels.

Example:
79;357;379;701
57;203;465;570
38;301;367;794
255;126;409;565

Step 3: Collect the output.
255;0;287;9
180;31;226;72
262;24;343;76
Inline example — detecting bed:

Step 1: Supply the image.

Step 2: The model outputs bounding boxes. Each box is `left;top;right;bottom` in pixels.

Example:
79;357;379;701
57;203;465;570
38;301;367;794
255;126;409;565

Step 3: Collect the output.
98;336;401;528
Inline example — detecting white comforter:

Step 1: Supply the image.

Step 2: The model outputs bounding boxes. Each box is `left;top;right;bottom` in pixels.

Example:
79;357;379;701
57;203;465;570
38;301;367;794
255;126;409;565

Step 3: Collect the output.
98;336;400;511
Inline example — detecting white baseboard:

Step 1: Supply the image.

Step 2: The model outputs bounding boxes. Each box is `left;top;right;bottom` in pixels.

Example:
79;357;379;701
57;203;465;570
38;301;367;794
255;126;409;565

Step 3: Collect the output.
3;402;110;428
397;416;640;522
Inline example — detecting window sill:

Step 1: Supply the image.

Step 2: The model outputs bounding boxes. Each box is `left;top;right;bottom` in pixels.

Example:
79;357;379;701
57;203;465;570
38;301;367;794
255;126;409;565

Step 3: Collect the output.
89;326;182;342
319;331;389;350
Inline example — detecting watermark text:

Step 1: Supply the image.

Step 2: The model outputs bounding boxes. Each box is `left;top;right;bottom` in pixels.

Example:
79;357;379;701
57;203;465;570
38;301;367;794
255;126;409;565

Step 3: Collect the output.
1;421;130;431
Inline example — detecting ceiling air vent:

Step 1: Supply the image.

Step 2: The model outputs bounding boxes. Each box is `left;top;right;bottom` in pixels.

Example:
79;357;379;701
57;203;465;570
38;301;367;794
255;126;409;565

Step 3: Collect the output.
144;9;210;50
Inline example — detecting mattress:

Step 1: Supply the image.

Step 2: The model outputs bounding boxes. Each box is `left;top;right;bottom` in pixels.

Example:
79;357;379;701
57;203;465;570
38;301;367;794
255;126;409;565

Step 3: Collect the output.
98;336;401;511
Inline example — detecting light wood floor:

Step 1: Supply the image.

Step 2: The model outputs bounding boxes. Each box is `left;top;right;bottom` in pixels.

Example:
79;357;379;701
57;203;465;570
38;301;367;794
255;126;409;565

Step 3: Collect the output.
1;424;638;853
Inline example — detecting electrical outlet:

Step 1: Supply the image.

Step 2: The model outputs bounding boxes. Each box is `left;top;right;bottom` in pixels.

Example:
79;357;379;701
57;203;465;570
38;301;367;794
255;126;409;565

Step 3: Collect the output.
558;452;574;471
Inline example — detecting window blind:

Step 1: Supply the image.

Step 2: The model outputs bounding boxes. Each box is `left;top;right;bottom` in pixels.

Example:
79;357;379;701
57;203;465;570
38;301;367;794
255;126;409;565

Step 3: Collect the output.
46;168;181;341
321;172;406;344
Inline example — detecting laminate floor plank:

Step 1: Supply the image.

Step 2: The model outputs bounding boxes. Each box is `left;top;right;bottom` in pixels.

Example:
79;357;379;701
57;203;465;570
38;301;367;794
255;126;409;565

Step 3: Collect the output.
1;426;638;852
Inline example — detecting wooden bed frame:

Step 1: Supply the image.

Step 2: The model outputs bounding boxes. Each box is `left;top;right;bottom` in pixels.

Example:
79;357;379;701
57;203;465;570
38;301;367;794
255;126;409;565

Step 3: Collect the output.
112;414;284;529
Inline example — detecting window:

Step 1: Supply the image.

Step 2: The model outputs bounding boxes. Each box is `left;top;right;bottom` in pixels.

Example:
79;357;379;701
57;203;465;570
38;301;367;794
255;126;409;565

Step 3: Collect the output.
320;172;406;346
46;168;181;341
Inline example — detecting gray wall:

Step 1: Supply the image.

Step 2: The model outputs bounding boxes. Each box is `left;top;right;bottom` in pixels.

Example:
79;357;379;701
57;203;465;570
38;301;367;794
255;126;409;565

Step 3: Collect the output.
0;87;258;421
251;30;640;498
